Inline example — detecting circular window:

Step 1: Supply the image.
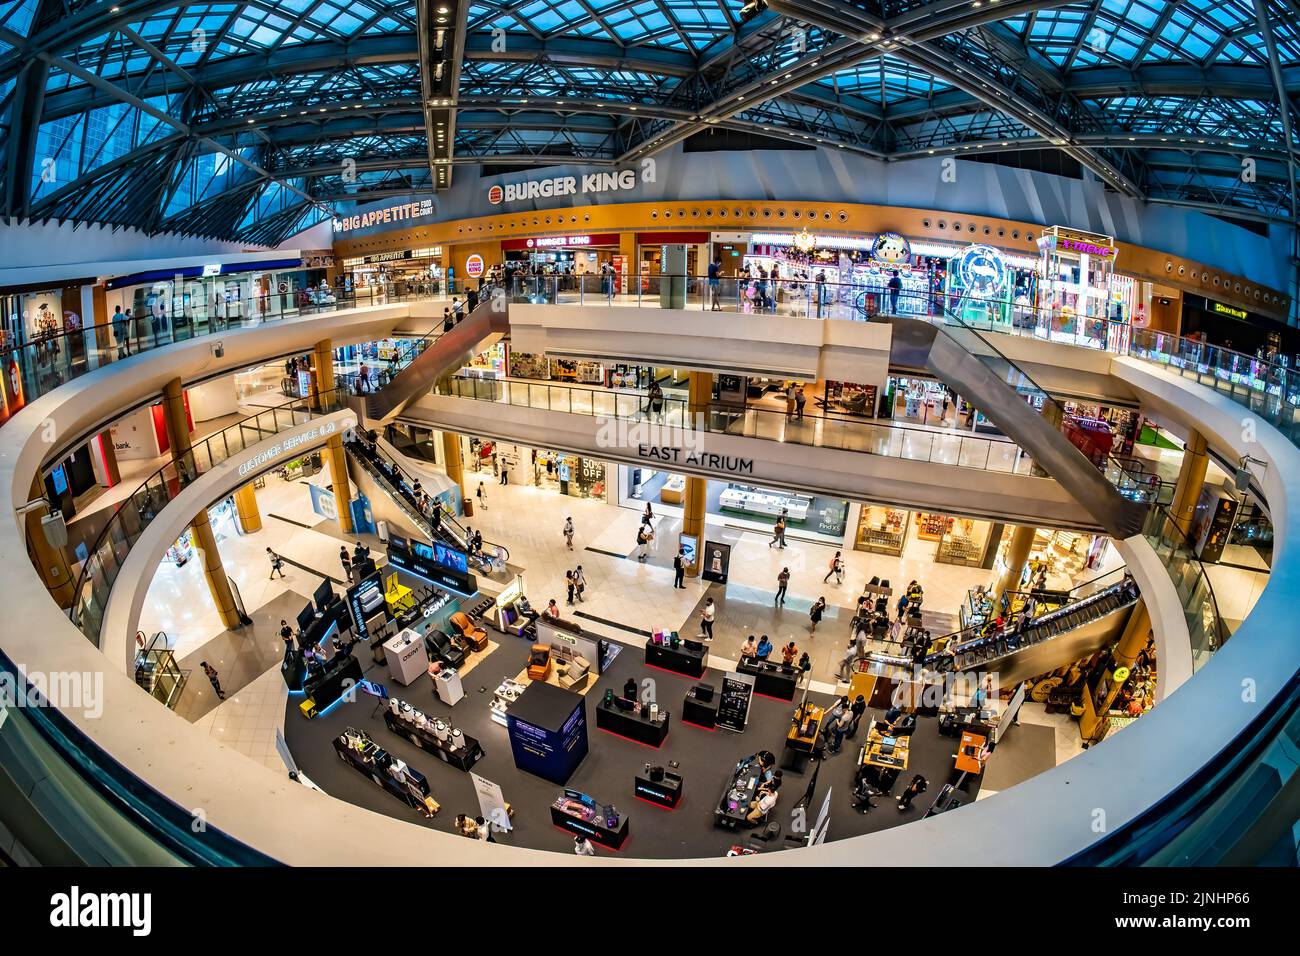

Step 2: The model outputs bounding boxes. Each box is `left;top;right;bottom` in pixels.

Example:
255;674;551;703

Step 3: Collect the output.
570;216;577;223
1234;281;1242;292
762;208;772;218
1212;275;1219;285
777;209;787;219
1165;262;1173;272
691;208;700;218
650;210;658;219
1201;272;1208;283
997;228;1005;238
746;208;756;217
937;220;947;230
663;210;672;218
583;214;590;222
718;208;727;218
1012;230;1021;240
1178;265;1185;275
923;219;932;228
983;226;991;236
791;210;801;219
1254;290;1261;299
705;208;714;217
968;224;977;233
677;208;685;217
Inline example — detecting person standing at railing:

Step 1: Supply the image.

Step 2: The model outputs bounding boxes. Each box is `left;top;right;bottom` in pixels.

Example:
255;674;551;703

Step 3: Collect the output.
707;257;722;311
887;270;903;315
112;306;129;358
815;269;827;318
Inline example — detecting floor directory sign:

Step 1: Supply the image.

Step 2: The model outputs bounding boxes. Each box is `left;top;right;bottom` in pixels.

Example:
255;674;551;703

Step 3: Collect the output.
717;671;756;732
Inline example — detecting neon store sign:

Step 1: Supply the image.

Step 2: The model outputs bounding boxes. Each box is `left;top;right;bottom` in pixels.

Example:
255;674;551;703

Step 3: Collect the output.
1058;238;1117;258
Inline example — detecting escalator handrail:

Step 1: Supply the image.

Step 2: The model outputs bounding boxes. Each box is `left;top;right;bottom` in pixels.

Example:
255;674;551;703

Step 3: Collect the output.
933;294;1157;500
347;440;510;563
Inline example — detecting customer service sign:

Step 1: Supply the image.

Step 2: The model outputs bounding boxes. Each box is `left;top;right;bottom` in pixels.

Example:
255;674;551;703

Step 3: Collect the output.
487;161;655;206
235;414;356;478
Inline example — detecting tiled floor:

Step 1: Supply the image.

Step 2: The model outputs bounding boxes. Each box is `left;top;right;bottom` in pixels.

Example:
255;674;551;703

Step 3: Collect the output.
191;663;291;774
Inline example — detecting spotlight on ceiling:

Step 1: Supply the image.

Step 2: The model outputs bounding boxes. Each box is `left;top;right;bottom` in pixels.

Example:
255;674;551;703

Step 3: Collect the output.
738;0;767;25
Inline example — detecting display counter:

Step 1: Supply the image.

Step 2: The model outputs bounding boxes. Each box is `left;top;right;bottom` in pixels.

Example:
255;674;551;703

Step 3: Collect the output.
782;702;823;772
682;683;719;729
644;639;708;678
634;770;683;809
718;485;810;521
595;696;670;747
383;629;427;686
383;702;484;772
550;792;629;849
716;754;765;829
332;728;438;816
302;652;363;716
737;657;800;701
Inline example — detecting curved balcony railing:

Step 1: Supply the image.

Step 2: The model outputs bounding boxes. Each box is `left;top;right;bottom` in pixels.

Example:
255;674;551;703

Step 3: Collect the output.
0;286;435;430
70;387;352;645
436;373;1039;476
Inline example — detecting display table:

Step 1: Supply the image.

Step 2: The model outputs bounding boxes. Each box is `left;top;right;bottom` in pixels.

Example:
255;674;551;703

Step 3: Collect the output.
383;708;484;772
645;640;708;678
737;658;800;701
718;487;810;520
595;699;670;747
383;629;427;686
782;703;823;772
716;755;764;829
332;729;436;815
682;686;719;729
550;796;629;850
302;653;363;717
634;771;683;809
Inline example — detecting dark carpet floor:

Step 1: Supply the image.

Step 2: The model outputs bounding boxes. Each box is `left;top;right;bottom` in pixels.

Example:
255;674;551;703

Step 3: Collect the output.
285;633;982;859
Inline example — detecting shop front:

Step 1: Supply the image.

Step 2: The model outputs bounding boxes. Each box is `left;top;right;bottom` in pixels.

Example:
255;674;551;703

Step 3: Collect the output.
501;233;620;274
340;246;445;296
1034;226;1137;348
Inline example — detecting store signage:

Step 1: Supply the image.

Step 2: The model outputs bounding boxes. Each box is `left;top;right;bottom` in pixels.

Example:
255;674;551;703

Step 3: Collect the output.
636;444;753;475
362;250;415;263
333;198;434;233
202;263;222;276
956;244;1008;297
488;168;637;205
465;254;485;277
234;416;353;478
501;233;620;252
1210;300;1248;320
716;670;755;732
1058;238;1116;258
871;231;912;265
750;232;875;251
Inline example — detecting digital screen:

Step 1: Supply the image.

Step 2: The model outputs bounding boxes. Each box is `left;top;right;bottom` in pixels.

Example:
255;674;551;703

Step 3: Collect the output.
389;534;408;553
51;465;68;496
679;533;698;566
412;540;434;561
434;541;469;574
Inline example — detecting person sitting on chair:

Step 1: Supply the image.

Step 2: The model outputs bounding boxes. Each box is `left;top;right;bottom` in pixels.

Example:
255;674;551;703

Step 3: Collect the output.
746;781;779;825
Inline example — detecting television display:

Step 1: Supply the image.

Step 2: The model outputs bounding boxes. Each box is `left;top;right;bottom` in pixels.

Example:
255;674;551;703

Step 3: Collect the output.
434;541;469;574
389;533;408;553
313;578;334;611
295;602;317;632
412;540;434;561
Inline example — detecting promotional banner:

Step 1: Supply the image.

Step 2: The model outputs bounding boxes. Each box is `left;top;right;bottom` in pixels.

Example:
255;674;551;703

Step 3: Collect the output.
701;540;732;584
308;482;337;520
470;772;513;832
717;670;756;732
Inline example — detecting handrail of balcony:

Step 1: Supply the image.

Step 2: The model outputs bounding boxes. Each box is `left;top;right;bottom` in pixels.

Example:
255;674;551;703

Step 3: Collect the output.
69;387;352;645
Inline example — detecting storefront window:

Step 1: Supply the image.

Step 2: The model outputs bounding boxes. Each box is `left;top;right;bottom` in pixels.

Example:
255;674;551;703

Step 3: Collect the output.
936;515;994;567
716;482;848;538
854;506;909;555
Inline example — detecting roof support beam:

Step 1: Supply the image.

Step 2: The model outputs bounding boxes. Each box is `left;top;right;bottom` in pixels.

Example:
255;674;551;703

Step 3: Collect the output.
1252;0;1299;325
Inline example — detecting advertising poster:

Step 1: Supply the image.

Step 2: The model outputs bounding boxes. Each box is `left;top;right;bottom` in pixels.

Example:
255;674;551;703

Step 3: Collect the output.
470;773;513;832
308;482;337;520
717;670;756;732
701;540;732;584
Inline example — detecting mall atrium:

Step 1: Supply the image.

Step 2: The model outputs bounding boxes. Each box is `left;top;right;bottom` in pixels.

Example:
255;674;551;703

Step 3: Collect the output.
0;0;1297;876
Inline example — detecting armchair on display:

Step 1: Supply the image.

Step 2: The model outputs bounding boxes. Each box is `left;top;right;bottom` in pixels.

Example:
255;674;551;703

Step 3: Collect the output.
449;611;489;652
557;655;591;690
527;643;552;681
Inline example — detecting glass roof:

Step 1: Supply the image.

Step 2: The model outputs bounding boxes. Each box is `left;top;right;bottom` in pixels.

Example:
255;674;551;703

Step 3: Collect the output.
0;0;1293;244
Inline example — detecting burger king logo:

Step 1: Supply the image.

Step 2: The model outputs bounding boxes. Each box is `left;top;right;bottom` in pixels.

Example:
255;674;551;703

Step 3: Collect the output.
487;185;503;205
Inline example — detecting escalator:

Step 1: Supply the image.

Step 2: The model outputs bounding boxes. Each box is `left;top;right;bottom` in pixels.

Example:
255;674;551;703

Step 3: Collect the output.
886;309;1151;538
931;576;1141;685
344;436;510;574
356;293;508;423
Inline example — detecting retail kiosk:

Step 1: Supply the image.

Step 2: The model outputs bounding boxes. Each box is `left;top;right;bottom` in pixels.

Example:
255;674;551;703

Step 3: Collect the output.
682;682;720;729
506;681;588;785
383;698;484;772
550;789;628;850
594;690;670;747
644;630;708;678
634;767;683;809
737;658;800;701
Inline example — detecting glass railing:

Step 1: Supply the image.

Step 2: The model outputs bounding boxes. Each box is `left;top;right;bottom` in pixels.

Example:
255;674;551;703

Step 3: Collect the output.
70;387;352;645
437;374;1038;476
0;285;436;429
1139;503;1230;671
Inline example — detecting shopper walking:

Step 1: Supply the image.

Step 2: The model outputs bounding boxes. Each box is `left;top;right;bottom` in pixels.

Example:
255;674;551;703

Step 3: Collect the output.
769;515;787;549
794;385;807;421
809;596;827;636
775;567;790;606
672;549;686;589
574;566;587;603
837;641;858;681
200;661;226;700
267;548;286;579
574;835;596;857
279;619;296;650
563;517;575;550
824;550;844;584
897;774;928;811
476;481;488;510
699;597;715;641
848;695;867;737
339;546;352;582
565;570;576;605
636;525;650;562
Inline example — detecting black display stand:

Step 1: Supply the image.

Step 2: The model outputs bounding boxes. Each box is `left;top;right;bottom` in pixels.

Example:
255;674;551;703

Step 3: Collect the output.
715;755;764;829
682;691;719;730
595;701;670;747
737;658;800;701
634;772;683;809
550;805;629;849
303;653;363;713
331;735;431;811
383;710;485;772
644;641;708;678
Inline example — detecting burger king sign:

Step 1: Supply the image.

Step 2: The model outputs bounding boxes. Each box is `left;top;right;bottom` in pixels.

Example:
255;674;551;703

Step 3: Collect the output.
487;185;503;205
